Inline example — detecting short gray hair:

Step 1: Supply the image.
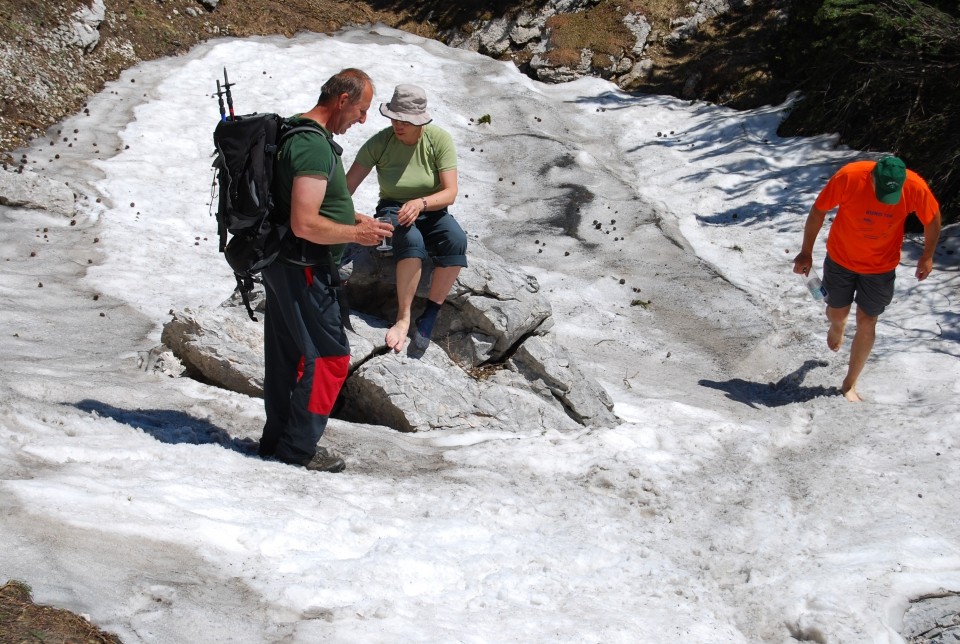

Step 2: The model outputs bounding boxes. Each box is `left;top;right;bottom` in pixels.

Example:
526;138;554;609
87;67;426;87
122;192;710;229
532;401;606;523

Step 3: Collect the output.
318;68;373;105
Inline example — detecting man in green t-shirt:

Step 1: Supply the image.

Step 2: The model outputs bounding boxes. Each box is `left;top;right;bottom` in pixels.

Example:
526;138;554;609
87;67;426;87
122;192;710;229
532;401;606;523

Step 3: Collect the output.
257;68;393;473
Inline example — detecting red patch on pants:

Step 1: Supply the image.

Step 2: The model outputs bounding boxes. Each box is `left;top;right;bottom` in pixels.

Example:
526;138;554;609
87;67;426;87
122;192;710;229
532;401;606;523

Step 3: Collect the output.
307;354;349;415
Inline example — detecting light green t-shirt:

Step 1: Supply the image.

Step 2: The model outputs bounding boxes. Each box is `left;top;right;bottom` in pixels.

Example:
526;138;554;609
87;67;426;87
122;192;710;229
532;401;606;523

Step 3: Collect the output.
353;124;457;202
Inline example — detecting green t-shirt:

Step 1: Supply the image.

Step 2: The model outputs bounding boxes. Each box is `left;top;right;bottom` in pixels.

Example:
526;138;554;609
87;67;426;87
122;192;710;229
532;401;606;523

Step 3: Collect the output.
353;124;457;202
273;115;353;263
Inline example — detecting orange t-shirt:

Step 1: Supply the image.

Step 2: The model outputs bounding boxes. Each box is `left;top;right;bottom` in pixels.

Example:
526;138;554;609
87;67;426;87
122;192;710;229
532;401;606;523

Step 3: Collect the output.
814;160;940;273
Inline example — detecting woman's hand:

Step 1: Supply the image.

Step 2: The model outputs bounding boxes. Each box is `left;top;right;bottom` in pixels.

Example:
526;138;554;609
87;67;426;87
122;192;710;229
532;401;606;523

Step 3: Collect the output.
397;198;425;227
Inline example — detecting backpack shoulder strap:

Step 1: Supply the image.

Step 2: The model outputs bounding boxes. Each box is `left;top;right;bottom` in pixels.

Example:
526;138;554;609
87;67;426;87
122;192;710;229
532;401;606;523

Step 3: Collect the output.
279;122;343;158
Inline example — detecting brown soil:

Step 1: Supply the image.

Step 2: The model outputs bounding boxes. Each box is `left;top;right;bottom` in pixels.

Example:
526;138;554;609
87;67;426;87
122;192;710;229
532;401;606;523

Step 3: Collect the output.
0;0;405;158
0;580;122;643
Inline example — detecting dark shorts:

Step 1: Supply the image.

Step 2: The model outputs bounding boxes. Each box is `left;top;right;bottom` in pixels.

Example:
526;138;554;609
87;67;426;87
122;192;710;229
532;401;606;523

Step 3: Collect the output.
822;254;896;317
376;201;468;268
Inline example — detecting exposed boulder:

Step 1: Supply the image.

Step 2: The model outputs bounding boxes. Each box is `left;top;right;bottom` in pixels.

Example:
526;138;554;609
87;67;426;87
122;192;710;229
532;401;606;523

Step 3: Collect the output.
342;238;555;365
623;13;652;57
617;58;655;88
510;24;541;47
161;301;266;399
901;593;960;644
508;334;615;427
0;169;76;217
336;315;587;434
529;48;593;84
447;0;597;63
58;0;107;54
161;238;618;433
666;0;736;47
472;16;515;58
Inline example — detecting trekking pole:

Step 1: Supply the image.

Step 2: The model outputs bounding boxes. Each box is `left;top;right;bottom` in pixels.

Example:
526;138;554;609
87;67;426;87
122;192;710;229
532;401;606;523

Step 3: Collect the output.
215;80;226;122
222;67;236;121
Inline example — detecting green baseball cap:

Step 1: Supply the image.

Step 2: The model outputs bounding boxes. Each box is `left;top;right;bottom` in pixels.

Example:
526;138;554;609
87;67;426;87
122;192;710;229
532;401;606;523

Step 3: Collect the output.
872;156;906;205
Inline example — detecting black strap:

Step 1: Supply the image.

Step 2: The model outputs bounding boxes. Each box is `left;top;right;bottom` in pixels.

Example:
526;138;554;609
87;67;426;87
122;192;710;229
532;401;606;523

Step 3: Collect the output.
237;275;258;322
236;252;349;328
327;251;353;332
279;123;343;158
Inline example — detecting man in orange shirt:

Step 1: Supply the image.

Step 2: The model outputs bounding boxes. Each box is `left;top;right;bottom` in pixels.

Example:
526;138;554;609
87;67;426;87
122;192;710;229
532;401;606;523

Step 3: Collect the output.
793;156;941;402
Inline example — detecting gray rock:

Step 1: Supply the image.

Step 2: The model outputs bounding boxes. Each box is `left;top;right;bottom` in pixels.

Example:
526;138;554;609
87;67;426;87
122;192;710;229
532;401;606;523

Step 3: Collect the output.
161;238;616;433
530;48;593;84
0;169;76;217
137;345;183;378
618;58;655;88
343;238;554;366
198;0;220;10
160;305;265;398
444;0;735;89
61;0;106;53
623;13;653;57
552;0;602;12
446;0;657;87
159;293;379;399
509;25;541;46
509;334;618;427
666;0;734;46
902;594;960;642
337;328;584;434
474;17;514;57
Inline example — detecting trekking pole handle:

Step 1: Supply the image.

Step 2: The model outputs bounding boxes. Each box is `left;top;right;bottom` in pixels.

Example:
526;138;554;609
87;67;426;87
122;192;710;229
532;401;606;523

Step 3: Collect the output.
215;80;226;122
222;67;236;121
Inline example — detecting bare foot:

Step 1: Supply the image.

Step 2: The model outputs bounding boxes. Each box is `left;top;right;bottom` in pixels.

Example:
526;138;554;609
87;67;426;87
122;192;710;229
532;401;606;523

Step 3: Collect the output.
827;322;846;352
385;320;409;352
841;383;863;402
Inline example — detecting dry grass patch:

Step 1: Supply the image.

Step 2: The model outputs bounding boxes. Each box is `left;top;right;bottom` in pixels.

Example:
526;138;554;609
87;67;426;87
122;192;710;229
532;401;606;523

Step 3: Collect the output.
0;580;122;644
542;1;643;65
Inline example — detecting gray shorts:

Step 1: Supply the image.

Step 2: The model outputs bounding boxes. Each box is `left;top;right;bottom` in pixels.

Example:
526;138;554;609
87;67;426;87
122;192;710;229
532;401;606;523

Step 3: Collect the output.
822;254;895;317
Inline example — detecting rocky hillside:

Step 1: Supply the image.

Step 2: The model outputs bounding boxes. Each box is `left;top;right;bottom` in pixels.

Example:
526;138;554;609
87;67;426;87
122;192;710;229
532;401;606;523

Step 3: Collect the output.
0;0;785;163
4;0;955;218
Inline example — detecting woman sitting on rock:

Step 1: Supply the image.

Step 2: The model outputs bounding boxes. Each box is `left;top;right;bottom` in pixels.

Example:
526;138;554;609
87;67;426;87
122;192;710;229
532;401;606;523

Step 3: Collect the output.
346;84;468;352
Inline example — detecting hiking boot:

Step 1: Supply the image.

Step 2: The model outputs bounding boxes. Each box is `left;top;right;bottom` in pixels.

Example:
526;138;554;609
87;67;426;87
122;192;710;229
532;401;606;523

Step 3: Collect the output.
304;446;346;473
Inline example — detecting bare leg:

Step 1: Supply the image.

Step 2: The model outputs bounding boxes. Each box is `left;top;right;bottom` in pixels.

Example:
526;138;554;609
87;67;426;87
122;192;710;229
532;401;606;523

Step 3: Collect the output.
841;307;879;402
826;304;850;352
426;266;462;305
386;258;421;352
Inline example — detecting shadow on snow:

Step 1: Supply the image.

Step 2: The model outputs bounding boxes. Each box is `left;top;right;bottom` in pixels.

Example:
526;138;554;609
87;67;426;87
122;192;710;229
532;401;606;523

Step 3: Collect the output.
698;359;840;409
570;89;850;229
71;399;258;455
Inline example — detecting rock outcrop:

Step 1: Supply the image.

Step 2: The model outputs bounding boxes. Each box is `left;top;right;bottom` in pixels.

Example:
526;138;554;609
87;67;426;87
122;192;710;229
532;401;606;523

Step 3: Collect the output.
0;169;76;217
56;0;107;54
445;0;740;90
161;238;618;433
